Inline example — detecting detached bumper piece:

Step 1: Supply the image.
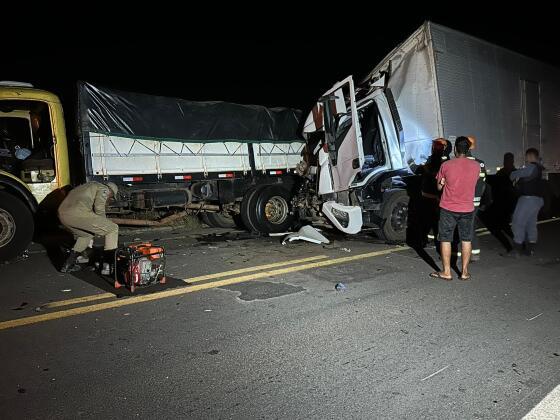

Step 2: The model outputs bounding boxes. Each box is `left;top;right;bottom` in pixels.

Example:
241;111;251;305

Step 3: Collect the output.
115;243;166;293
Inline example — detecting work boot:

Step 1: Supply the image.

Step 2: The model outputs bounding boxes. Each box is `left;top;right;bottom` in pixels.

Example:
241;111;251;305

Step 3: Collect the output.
100;249;117;276
504;242;523;258
60;250;82;273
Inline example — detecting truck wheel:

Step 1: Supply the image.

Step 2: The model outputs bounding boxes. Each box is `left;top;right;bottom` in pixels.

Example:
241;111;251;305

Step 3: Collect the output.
377;191;409;243
201;212;236;228
240;187;261;233
250;185;296;234
0;192;34;261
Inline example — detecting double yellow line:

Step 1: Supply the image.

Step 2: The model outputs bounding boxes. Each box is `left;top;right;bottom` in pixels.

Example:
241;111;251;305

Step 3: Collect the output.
0;246;408;331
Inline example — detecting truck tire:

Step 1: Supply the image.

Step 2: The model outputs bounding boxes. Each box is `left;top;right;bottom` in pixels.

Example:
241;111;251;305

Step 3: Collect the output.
0;192;35;261
240;187;261;233
249;184;296;234
201;212;236;228
377;190;409;243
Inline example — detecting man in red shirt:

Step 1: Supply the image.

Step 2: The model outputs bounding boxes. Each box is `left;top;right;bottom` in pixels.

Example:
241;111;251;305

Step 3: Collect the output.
431;137;481;281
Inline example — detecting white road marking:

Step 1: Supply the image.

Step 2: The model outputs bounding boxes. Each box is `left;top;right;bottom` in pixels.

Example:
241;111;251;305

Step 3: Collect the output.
523;384;560;419
421;365;449;381
527;313;543;321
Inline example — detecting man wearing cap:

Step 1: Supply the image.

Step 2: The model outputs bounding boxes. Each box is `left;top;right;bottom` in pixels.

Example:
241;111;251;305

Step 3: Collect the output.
57;181;120;273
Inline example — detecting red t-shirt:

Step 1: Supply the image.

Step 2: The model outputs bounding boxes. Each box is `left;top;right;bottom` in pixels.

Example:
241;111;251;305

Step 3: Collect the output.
436;157;480;213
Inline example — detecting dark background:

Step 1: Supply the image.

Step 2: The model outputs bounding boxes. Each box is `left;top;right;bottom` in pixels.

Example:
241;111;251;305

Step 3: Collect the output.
3;12;558;122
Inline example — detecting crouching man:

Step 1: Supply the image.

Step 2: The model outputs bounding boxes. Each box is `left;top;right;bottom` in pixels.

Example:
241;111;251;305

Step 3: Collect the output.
57;181;119;273
431;137;481;281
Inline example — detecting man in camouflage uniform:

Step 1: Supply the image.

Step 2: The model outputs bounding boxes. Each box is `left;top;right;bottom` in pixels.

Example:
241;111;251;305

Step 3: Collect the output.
58;181;119;273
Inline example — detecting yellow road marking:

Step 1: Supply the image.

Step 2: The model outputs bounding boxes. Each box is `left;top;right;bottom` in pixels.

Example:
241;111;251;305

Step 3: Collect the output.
44;293;115;309
40;254;329;310
0;246;408;331
537;217;559;225
477;217;558;237
181;254;329;284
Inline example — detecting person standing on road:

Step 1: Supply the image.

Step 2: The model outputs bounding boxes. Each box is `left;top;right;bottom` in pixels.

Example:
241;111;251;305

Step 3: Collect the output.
430;137;481;281
57;181;119;273
464;136;490;261
497;152;516;178
417;138;448;248
494;152;517;238
507;148;545;257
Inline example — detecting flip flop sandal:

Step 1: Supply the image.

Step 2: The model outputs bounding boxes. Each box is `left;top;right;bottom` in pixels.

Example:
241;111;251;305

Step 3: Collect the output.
430;272;452;281
460;274;472;281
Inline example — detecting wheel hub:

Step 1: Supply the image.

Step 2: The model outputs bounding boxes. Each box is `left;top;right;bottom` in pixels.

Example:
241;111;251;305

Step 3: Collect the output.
0;208;16;248
264;196;289;225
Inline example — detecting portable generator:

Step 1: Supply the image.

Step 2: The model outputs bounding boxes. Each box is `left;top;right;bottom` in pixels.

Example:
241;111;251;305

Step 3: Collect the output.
114;243;166;293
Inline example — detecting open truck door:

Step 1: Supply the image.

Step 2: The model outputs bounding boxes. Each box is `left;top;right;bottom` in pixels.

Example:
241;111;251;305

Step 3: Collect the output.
303;76;364;233
304;76;364;193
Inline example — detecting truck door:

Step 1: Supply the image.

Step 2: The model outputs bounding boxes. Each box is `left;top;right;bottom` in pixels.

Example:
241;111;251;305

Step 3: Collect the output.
305;76;364;192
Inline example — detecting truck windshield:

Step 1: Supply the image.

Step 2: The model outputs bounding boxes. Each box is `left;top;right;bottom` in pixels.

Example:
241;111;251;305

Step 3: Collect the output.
0;100;56;182
358;102;385;175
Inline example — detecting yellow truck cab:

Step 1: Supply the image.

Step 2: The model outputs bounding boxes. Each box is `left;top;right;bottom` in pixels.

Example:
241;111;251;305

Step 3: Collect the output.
0;81;70;260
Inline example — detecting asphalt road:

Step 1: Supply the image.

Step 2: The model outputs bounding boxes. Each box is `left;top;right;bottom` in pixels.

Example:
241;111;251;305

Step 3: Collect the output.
0;220;559;419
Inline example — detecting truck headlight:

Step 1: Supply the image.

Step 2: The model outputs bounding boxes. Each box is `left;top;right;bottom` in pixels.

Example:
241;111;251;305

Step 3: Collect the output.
331;207;349;228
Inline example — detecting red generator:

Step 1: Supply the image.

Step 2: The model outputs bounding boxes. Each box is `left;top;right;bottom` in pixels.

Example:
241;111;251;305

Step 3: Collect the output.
115;243;166;293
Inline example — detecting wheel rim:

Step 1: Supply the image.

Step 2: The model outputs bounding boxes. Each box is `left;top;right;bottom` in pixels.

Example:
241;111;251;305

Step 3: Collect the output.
0;208;16;248
264;196;289;225
390;202;408;232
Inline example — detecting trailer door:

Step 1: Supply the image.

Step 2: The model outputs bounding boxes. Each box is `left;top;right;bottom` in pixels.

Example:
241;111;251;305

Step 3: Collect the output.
521;80;541;152
305;76;364;192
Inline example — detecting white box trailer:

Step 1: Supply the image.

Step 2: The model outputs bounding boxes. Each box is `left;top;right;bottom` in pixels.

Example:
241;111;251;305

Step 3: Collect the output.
365;21;560;173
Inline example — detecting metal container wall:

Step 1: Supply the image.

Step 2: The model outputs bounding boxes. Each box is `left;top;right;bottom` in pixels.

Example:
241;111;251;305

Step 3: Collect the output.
430;22;560;172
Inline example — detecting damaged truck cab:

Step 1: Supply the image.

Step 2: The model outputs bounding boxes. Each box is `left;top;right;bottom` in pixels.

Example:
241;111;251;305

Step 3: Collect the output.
299;75;411;241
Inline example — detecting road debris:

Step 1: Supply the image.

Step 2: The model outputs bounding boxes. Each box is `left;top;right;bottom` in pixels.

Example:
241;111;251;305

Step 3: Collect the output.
335;283;347;291
282;225;329;245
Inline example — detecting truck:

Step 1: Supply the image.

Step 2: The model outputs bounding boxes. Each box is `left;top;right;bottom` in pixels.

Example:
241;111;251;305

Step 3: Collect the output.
0;81;305;261
292;21;560;241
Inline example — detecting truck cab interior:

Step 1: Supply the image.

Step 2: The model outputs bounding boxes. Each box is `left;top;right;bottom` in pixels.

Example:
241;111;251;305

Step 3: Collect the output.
0;100;56;184
354;101;386;183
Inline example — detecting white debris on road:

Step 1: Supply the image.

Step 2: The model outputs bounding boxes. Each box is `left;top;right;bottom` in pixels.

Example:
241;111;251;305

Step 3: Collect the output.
281;225;330;245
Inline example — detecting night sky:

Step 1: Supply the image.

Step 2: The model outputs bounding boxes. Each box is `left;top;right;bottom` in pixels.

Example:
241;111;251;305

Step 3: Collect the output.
3;12;558;124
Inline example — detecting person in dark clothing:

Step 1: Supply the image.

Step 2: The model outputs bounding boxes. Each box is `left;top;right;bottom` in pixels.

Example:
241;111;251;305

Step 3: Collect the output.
492;152;517;238
507;148;545;257
417;138;447;248
497;152;516;178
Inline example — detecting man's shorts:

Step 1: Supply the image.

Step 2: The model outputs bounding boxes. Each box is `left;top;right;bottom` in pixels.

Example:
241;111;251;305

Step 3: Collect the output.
438;208;474;242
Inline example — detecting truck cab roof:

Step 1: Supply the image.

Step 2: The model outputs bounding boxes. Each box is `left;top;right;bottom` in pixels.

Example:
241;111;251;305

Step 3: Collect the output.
0;84;62;105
